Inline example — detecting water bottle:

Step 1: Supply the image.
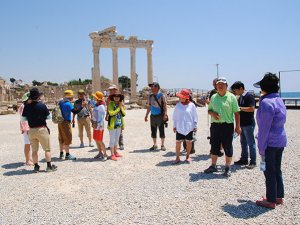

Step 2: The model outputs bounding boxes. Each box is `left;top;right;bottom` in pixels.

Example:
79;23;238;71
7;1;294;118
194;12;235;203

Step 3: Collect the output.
260;156;266;171
233;132;239;139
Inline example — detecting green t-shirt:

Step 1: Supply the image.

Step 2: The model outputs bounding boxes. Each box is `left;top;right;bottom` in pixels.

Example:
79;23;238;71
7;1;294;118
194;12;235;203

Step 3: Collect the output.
208;91;240;123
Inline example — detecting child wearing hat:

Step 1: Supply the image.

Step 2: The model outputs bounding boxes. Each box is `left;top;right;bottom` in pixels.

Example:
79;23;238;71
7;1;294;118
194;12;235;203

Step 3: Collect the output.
172;89;198;163
18;92;33;166
107;91;125;161
92;91;108;161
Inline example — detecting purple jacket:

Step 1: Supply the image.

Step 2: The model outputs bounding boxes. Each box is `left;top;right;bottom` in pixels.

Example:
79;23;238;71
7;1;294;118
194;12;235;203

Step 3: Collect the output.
256;93;287;156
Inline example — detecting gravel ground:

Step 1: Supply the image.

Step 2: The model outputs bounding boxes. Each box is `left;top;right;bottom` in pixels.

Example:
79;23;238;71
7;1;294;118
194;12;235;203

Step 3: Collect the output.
0;107;299;225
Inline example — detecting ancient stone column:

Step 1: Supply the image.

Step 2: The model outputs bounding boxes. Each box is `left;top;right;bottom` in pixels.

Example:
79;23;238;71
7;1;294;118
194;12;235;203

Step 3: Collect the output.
112;47;119;85
92;46;101;92
130;47;137;101
147;47;153;85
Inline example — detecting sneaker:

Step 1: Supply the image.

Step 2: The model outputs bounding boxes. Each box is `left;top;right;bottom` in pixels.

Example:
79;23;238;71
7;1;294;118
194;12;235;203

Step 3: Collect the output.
65;154;77;160
161;145;166;151
223;168;231;177
59;152;64;159
256;199;276;209
110;154;117;161
115;152;122;157
204;165;218;174
89;143;94;147
149;145;158;151
119;145;124;150
80;143;84;148
34;164;40;173
234;159;248;165
262;197;283;205
94;153;103;159
46;164;58;172
247;162;257;169
101;156;108;162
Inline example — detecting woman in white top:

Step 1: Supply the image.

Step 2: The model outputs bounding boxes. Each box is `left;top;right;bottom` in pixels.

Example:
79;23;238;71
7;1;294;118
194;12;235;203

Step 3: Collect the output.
92;91;107;161
173;89;198;163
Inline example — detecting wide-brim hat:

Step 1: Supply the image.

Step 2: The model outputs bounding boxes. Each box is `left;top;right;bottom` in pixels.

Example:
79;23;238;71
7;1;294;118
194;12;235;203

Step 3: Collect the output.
108;84;118;90
253;73;279;90
176;89;190;100
64;90;74;98
22;92;30;102
29;88;42;100
92;91;105;101
111;91;124;101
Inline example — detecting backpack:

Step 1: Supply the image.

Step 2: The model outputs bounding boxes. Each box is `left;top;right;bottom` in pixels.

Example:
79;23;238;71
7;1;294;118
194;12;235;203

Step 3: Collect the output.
52;101;64;124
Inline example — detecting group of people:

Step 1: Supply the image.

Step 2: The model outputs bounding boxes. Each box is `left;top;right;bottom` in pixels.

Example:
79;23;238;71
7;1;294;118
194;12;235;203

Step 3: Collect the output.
19;72;287;210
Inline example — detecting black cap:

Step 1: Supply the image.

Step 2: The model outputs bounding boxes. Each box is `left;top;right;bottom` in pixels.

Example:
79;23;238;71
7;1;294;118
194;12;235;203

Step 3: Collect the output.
253;73;279;93
29;88;43;100
148;82;160;89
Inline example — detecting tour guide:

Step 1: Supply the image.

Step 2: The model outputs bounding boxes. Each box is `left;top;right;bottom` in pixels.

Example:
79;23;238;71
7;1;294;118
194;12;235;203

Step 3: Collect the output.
204;77;241;177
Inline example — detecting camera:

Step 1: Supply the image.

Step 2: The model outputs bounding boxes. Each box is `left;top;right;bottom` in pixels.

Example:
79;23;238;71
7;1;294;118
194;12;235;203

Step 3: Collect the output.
165;122;168;128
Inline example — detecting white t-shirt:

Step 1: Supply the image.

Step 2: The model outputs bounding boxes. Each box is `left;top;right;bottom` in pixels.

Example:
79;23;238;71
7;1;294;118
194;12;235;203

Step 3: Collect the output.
92;104;106;130
173;102;198;135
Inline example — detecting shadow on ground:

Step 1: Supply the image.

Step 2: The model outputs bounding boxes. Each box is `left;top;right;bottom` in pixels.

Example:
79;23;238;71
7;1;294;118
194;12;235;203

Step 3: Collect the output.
156;160;190;167
191;154;210;161
189;172;227;181
3;169;36;176
129;149;160;154
222;199;271;219
2;162;24;169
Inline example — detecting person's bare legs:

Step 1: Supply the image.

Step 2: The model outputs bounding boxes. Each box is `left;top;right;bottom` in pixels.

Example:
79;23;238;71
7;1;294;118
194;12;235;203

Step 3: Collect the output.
45;151;51;162
186;141;192;161
175;141;181;162
225;156;232;167
24;144;33;165
32;151;38;164
152;138;157;146
211;154;218;166
64;145;70;154
96;141;102;154
101;142;107;157
161;138;165;147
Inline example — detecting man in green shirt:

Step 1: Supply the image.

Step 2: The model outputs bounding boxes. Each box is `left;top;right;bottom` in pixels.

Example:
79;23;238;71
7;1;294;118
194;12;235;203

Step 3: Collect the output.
204;77;241;177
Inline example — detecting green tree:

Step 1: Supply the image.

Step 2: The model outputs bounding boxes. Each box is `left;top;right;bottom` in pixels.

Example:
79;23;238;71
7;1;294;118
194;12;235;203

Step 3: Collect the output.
10;78;16;84
118;76;131;89
32;80;42;86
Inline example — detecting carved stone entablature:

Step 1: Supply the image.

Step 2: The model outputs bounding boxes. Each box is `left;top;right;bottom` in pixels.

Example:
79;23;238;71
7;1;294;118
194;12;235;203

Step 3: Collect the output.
116;35;125;40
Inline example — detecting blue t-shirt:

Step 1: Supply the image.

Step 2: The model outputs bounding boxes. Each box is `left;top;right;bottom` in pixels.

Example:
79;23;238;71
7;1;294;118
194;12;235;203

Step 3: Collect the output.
149;93;164;115
60;100;74;121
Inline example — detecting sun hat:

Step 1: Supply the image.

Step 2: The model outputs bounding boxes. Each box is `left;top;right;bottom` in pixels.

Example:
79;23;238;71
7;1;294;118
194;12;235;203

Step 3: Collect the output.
176;89;191;100
148;82;160;89
78;89;85;94
22;92;30;102
253;73;279;93
29;88;43;100
64;90;74;98
92;91;105;101
216;77;227;84
108;84;118;90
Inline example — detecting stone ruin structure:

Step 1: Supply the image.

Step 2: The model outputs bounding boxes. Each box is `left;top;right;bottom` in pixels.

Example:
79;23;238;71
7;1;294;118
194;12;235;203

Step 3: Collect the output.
0;76;12;103
89;26;154;102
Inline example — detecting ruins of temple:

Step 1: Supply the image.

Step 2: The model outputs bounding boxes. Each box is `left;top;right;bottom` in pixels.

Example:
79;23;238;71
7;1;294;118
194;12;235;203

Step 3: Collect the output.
89;26;154;102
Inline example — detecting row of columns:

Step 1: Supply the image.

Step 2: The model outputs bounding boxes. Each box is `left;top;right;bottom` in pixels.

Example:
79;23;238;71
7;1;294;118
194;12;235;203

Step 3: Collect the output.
92;46;153;101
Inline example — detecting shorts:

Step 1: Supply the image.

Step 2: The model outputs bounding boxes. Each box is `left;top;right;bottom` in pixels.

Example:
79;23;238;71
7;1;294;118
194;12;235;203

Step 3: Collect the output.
210;123;234;157
28;127;51;152
58;121;72;145
176;131;193;141
93;129;104;142
23;132;30;145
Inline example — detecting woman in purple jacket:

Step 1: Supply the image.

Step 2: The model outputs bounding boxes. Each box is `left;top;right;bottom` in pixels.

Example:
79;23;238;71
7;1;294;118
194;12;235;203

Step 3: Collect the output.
254;73;287;209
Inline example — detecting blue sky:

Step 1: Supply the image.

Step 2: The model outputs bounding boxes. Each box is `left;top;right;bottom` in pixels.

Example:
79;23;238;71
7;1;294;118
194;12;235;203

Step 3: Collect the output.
0;0;300;91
